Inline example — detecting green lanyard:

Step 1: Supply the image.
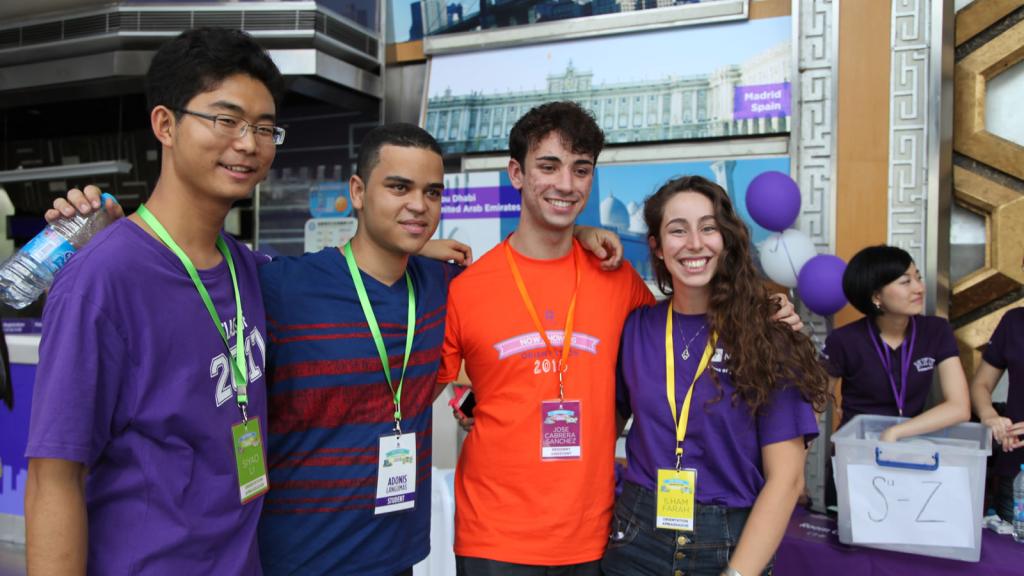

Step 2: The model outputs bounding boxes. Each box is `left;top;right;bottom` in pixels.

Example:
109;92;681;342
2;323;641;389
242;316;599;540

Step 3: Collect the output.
137;205;249;418
343;243;415;433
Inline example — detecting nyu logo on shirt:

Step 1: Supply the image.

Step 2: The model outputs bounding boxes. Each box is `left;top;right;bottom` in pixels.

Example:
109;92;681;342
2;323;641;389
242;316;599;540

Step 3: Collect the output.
914;357;936;372
493;331;600;359
711;348;731;374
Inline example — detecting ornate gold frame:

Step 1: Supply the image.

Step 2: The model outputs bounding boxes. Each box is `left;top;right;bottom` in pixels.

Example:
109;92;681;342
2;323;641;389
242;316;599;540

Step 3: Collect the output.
952;0;1024;368
954;17;1024;181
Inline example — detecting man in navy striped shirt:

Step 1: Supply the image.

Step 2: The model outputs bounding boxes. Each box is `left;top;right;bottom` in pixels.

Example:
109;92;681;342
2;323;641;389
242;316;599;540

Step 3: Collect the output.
256;124;459;576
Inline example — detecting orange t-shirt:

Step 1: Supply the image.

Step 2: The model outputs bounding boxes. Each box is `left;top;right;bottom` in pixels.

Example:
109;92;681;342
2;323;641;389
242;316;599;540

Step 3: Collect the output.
439;238;654;565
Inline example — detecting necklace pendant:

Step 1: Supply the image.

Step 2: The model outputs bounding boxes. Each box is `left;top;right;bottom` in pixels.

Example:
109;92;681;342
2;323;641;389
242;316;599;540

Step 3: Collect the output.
681;348;690;361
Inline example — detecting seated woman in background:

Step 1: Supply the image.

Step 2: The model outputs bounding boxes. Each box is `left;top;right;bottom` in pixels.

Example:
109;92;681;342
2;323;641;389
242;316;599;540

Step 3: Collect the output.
602;175;829;576
970;301;1024;522
823;245;970;442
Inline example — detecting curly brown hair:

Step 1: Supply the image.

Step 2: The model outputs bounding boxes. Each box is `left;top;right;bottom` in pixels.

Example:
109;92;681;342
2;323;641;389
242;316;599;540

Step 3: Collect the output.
644;175;829;413
508;101;605;168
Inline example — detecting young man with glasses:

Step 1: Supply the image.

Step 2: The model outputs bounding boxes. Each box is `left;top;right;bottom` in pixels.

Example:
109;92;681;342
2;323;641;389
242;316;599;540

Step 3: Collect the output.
25;28;284;574
173;108;287;145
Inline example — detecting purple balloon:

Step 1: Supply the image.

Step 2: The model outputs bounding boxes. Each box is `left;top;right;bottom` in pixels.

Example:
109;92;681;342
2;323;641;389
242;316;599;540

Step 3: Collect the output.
797;254;848;316
745;171;801;232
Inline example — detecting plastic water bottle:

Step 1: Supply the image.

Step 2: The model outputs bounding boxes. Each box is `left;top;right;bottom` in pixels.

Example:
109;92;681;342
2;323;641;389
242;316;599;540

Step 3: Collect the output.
1015;464;1024;543
0;193;118;309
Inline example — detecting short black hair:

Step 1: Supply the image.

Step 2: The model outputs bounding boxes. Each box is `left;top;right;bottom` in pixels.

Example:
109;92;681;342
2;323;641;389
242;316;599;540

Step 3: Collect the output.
842;245;915;316
357;123;443;180
508;101;604;168
145;28;285;115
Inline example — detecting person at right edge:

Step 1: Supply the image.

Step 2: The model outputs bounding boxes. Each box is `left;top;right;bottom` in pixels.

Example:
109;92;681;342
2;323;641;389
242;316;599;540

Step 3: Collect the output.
970;254;1024;522
602;176;829;576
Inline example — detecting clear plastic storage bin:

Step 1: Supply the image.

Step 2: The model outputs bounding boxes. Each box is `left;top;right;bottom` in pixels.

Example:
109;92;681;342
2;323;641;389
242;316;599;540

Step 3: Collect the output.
831;415;991;562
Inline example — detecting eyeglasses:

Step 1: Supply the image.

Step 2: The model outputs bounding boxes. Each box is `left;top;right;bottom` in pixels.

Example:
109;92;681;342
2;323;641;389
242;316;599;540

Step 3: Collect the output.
174;108;286;145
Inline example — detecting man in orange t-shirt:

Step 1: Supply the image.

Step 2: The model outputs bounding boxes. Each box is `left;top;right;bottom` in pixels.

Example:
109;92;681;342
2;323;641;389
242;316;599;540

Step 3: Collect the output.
438;101;655;574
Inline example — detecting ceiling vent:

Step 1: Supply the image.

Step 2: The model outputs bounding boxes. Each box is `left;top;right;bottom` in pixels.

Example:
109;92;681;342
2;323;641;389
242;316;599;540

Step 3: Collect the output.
0;6;378;62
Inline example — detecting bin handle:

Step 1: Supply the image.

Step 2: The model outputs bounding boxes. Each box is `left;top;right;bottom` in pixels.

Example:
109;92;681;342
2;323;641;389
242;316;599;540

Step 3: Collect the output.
874;447;939;471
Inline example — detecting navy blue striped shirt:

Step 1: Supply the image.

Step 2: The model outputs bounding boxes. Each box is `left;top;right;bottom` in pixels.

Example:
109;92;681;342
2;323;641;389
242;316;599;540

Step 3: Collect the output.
257;248;457;576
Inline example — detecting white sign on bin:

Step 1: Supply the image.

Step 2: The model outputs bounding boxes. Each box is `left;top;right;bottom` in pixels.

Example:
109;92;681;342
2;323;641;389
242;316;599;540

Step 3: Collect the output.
848;463;972;548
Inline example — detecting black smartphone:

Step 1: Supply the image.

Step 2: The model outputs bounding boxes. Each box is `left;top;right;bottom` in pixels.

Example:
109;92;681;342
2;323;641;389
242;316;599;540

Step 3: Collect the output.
449;385;475;419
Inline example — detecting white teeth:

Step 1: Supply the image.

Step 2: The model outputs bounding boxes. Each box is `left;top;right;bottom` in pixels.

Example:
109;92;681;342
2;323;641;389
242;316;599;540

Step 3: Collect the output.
224;164;253;173
549;199;573;208
683;259;708;271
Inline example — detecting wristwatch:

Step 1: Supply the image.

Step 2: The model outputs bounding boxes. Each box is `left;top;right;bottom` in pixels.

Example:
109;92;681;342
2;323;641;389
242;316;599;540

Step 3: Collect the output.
722;568;743;576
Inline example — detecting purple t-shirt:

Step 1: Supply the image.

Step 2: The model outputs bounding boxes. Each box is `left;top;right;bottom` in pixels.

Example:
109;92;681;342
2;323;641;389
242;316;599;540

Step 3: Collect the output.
983;307;1024;476
822;315;958;426
616;301;819;507
26;219;268;575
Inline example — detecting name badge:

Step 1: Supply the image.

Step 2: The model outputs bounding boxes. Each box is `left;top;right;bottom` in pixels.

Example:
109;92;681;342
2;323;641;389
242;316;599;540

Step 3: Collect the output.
655;468;697;531
231;417;270;505
540;400;582;460
375;432;417;515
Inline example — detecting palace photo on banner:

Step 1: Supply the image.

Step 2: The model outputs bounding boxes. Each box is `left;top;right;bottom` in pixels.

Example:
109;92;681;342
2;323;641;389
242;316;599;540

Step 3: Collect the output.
423;15;791;154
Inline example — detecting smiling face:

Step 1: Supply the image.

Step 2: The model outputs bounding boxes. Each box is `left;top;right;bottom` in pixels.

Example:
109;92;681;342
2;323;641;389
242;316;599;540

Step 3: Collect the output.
349;144;444;257
161;73;277;204
652;191;724;299
508;131;595;236
874;262;925;316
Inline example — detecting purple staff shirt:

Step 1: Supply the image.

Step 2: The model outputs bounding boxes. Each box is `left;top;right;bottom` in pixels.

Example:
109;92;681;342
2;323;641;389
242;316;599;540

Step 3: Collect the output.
26;219;268;575
983;307;1024;476
616;301;819;508
822;315;958;427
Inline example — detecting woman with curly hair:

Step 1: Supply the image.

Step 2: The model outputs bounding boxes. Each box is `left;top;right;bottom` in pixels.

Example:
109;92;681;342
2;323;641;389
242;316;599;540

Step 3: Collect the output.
602;175;829;576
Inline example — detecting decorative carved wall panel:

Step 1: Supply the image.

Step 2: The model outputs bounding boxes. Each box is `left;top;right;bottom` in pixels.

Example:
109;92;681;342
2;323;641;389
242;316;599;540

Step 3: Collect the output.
888;0;932;266
952;0;1024;365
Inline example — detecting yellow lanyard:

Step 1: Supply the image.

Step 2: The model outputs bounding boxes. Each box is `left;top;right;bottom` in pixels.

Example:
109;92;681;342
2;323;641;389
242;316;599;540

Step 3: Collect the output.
504;239;580;401
665;304;717;470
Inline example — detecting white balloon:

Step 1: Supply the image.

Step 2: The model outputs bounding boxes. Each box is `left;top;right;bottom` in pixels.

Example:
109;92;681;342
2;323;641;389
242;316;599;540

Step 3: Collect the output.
759;229;818;288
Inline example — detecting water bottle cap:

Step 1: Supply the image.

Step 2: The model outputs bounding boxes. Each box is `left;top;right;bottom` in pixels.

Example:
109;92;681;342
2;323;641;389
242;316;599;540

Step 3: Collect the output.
100;193;120;206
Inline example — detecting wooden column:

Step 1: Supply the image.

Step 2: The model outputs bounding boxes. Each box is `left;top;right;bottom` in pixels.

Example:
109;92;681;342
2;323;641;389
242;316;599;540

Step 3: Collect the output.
833;1;892;327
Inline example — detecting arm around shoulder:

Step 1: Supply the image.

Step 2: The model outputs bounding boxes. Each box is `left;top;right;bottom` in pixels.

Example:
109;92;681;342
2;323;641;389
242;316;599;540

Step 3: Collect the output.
574;225;623;270
26;458;88;576
419;239;473;266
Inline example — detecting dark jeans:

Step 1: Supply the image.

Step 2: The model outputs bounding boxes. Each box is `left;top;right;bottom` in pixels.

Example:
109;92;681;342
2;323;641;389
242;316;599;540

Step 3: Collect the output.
456;556;601;576
601;481;771;576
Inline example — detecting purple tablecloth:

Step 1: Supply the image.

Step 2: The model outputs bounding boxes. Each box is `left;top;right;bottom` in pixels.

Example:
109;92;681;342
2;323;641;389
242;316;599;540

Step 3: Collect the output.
775;508;1023;575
